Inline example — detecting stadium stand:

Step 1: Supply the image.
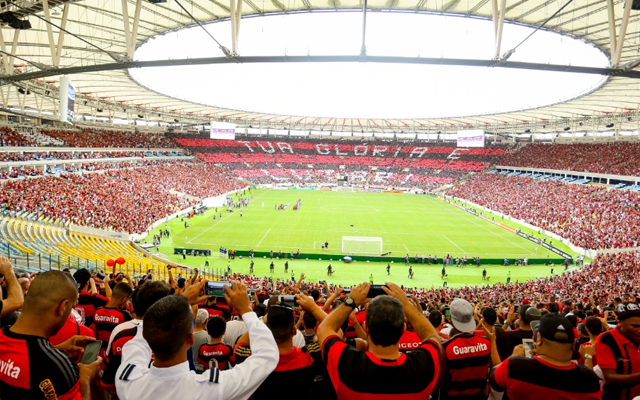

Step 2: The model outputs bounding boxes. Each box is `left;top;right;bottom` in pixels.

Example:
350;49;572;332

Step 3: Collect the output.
446;173;640;249
39;128;177;148
501;142;640;176
0;216;169;276
0;127;38;147
0;162;243;234
171;135;512;188
0;150;189;162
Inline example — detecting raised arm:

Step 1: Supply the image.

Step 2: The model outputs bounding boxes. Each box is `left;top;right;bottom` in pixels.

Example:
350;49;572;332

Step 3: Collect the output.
383;282;441;345
296;294;329;323
104;273;112;298
317;282;370;346
0;256;24;316
481;323;502;367
322;287;343;311
167;266;176;288
216;280;279;400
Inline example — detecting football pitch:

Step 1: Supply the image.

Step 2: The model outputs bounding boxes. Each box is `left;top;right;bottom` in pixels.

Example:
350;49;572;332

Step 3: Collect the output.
150;189;576;288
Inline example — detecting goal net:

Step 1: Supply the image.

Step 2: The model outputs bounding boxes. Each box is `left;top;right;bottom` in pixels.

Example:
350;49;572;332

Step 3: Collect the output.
342;236;383;255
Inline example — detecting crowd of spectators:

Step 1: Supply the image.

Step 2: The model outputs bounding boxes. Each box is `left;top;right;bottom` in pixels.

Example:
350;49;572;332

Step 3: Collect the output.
4;249;640;399
0;127;37;147
446;173;640;249
501;142;640;176
170;134;510;188
0;162;243;233
41;128;177;148
1;158;201;181
0;150;188;163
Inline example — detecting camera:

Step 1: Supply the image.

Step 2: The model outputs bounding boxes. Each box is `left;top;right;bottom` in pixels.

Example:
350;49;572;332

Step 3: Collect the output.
367;285;387;298
206;281;231;297
279;295;298;307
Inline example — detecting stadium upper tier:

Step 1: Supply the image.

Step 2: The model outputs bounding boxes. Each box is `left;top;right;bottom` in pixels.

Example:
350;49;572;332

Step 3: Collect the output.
0;127;179;149
173;135;512;186
446;173;640;250
501;142;640;177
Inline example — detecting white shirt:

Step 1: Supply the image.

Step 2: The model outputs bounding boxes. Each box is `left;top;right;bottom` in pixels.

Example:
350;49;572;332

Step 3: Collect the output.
115;312;278;400
222;320;248;347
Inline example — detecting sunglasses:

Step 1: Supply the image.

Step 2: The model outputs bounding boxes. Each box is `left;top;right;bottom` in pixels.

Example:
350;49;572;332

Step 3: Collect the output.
271;304;294;313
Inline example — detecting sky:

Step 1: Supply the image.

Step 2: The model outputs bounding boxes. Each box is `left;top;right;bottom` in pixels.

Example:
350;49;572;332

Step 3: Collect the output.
130;12;609;119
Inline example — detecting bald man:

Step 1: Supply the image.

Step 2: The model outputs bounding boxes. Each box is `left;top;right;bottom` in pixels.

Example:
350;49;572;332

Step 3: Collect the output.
18;277;30;297
0;270;102;400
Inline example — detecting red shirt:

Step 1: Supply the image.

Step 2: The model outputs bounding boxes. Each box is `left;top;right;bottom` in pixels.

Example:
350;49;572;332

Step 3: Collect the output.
596;325;640;399
75;291;109;326
198;342;233;371
50;316;95;348
490;355;601;399
440;333;491;399
322;335;441;400
398;330;422;352
0;327;82;400
92;307;131;358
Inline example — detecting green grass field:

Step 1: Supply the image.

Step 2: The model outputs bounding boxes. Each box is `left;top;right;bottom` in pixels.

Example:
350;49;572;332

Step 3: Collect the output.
147;189;577;288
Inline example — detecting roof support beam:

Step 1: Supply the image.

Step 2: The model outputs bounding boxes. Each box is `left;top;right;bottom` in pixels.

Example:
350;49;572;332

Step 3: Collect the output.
41;1;69;68
608;0;633;66
491;0;508;58
360;0;368;60
0;29;20;73
230;0;243;54
121;0;143;60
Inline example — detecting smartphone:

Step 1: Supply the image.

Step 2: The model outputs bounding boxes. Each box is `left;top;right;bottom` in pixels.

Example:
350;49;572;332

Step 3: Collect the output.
80;340;103;364
367;285;387;298
342;288;352;294
522;339;535;358
279;295;298;307
206;281;231;297
444;308;451;320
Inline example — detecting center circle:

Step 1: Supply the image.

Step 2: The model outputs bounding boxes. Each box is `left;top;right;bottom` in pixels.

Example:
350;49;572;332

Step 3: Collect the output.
131;12;608;119
321;205;379;214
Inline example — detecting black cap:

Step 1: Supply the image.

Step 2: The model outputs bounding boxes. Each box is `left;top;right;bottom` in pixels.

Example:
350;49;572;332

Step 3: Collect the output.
532;313;575;344
525;307;542;324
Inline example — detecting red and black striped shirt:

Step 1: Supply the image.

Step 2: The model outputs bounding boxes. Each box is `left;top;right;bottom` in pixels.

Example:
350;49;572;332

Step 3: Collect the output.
75;291;109;327
101;325;138;389
438;333;491;400
0;327;81;400
489;355;602;400
322;335;441;400
198;342;233;371
236;342;336;400
92;307;131;358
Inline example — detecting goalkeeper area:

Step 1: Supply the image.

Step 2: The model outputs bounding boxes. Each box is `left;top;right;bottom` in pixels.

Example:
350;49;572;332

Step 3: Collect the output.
342;236;385;255
150;189;574;287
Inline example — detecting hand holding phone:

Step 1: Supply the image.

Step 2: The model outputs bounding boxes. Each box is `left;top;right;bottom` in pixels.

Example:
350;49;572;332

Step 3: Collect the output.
80;340;103;364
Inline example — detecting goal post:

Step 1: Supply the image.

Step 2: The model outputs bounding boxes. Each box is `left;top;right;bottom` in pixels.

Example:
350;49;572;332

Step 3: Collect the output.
342;236;383;255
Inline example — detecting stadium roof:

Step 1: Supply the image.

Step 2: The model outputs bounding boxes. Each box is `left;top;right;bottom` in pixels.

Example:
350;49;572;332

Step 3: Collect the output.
3;0;640;134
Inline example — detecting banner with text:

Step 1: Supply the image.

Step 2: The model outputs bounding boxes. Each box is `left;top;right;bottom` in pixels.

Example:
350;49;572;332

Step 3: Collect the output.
457;130;485;148
210;121;236;140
